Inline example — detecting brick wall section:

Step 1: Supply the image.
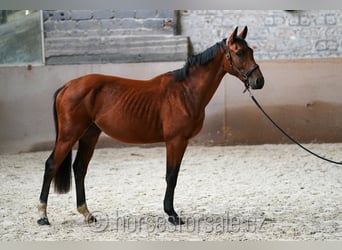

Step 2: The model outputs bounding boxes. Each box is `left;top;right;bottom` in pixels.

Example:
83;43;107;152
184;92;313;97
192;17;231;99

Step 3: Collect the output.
181;10;342;59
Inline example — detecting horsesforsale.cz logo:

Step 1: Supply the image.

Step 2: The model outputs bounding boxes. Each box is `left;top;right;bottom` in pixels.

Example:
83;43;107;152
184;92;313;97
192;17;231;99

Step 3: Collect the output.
86;210;268;234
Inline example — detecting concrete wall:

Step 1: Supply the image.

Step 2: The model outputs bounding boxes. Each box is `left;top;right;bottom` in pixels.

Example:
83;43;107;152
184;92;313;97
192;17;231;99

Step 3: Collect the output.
43;10;189;64
42;10;342;64
1;58;342;154
1;10;342;154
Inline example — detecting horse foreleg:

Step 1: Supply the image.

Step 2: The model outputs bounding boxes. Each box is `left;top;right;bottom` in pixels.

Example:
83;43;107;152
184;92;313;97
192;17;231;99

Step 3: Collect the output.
73;123;101;223
164;138;188;225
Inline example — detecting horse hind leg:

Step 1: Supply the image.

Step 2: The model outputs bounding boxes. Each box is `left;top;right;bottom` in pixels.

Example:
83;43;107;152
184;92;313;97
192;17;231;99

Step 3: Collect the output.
37;123;92;225
37;138;76;225
73;123;101;223
37;151;59;225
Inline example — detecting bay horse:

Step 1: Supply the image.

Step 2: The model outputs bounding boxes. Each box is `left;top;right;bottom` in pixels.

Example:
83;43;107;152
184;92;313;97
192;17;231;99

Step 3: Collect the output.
37;26;264;226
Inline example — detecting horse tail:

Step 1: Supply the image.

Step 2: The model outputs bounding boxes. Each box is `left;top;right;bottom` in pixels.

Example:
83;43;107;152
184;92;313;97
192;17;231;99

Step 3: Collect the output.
52;87;72;194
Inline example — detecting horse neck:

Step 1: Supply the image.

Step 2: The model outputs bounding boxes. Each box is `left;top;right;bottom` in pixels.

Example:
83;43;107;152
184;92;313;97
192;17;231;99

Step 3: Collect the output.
183;51;226;111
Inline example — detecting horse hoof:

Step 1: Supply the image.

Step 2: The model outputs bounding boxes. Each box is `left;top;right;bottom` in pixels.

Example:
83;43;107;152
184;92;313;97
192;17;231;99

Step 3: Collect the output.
37;217;50;225
168;216;185;226
86;214;97;224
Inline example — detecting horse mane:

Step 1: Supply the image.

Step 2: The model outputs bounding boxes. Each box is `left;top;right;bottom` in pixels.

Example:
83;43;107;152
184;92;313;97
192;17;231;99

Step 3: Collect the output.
172;39;226;82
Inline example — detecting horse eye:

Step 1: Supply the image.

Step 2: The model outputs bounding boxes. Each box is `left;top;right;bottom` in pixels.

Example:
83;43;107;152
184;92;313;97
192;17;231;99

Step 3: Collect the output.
235;50;244;57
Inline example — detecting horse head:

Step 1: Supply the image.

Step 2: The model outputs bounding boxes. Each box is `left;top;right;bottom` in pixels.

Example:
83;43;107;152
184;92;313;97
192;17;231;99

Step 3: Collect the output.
223;26;264;91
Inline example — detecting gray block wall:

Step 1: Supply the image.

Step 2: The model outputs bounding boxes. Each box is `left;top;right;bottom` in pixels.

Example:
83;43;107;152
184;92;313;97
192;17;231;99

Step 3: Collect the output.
43;10;189;64
42;10;342;64
181;10;342;59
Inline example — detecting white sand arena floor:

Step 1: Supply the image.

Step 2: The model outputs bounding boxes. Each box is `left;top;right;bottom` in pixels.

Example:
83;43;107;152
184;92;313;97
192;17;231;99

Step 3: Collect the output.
1;144;341;240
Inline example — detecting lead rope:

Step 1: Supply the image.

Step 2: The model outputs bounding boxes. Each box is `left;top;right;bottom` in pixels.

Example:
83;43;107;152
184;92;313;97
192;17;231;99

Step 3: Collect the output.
247;89;342;165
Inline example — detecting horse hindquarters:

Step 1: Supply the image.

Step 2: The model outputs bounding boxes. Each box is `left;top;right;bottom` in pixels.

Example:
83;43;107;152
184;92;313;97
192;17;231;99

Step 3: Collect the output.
38;85;95;225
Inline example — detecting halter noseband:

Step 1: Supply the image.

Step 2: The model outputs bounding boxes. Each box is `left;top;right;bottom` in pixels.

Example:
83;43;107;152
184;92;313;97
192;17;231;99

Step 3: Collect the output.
225;40;259;91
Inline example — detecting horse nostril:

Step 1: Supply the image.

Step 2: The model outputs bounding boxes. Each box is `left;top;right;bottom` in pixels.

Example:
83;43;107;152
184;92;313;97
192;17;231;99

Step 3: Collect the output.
256;76;264;88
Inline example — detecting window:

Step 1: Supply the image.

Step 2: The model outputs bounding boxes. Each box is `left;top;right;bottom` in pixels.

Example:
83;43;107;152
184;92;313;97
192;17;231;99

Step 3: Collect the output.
0;10;43;65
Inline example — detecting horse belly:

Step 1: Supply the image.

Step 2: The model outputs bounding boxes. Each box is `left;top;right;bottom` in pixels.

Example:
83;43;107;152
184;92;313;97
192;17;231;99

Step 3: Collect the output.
95;114;164;144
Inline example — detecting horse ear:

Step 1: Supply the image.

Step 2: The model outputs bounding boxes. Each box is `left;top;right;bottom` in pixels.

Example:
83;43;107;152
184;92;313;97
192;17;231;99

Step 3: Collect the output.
229;26;238;43
239;26;248;39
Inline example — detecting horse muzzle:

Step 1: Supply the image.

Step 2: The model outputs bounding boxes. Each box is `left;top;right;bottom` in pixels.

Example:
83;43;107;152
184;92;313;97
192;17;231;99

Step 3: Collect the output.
242;63;264;90
250;75;264;89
